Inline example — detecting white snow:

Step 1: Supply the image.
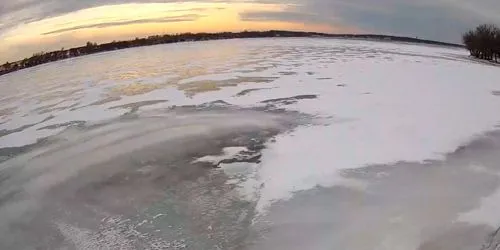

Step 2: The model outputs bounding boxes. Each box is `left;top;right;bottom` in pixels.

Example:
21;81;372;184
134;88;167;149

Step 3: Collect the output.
459;188;500;228
241;57;500;211
193;147;248;164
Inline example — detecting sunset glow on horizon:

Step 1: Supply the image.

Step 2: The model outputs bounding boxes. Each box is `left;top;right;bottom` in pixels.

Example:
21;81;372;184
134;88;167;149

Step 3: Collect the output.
2;0;498;62
0;2;347;62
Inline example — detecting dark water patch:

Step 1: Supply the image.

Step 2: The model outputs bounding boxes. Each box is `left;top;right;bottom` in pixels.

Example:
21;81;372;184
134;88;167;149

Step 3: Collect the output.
0;124;36;138
110;100;168;113
337;84;346;87
35;102;80;115
179;76;278;97
261;95;318;106
32;100;68;113
169;100;233;113
200;100;232;107
449;130;500;158
0;115;55;138
235;88;273;97
0;138;52;163
317;77;332;80
216;152;262;166
71;96;123;111
90;96;122;106
278;71;298;76
37;121;86;130
491;91;500;96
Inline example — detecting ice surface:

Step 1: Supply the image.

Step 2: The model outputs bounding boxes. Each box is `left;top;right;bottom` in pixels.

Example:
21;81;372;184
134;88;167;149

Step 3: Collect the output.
2;38;500;249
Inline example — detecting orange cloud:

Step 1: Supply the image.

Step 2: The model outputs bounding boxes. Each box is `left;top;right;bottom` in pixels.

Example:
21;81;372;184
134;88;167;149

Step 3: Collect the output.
0;2;343;62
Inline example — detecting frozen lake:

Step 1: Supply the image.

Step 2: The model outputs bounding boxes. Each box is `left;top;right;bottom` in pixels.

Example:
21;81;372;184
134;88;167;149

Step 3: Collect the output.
1;38;500;249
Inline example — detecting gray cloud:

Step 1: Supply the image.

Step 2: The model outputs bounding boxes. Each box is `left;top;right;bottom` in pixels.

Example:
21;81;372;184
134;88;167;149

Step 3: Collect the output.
246;0;500;42
240;10;335;24
41;14;202;35
340;3;478;42
0;0;192;34
1;0;500;43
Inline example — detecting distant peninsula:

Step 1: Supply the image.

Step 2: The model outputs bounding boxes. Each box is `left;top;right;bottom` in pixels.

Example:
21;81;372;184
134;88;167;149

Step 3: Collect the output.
0;30;464;76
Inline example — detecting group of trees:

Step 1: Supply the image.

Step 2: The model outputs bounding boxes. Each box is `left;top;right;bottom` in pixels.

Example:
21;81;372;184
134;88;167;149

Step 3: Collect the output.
1;31;311;76
463;24;500;62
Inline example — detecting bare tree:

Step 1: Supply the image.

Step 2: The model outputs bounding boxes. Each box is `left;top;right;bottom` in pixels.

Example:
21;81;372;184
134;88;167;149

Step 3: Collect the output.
463;24;500;62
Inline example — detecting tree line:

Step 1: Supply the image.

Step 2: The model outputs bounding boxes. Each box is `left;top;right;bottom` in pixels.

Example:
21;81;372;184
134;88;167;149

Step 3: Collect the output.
463;24;500;62
1;30;463;76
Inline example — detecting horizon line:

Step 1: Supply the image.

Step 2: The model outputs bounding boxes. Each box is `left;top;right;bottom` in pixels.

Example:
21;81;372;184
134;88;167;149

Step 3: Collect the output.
2;30;464;65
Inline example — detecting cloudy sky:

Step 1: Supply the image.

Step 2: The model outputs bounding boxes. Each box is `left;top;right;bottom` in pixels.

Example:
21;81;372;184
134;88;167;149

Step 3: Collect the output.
1;0;499;62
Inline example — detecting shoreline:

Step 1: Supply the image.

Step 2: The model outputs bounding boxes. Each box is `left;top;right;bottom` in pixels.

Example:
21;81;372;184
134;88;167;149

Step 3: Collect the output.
0;30;463;77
